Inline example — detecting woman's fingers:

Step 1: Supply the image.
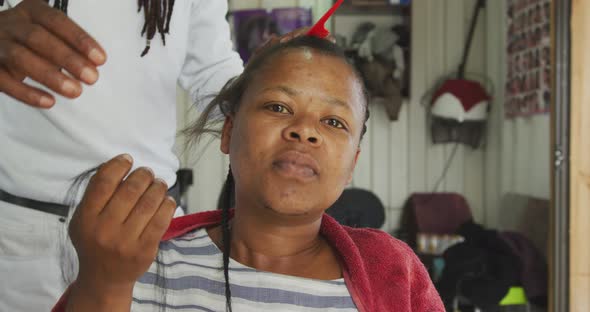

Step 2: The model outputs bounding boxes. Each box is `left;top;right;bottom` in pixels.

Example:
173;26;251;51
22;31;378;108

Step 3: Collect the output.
79;154;134;218
70;154;174;291
140;196;176;247
99;167;155;224
123;178;168;239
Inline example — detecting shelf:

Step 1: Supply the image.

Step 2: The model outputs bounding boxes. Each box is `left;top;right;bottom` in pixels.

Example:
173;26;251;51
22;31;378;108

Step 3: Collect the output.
334;4;409;16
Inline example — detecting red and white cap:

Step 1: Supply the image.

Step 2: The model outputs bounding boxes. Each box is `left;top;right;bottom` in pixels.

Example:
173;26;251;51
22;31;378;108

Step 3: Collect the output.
430;79;491;122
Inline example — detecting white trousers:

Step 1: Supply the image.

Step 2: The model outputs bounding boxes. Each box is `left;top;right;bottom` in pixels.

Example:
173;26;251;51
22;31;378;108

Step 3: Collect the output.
0;200;185;311
0;200;68;312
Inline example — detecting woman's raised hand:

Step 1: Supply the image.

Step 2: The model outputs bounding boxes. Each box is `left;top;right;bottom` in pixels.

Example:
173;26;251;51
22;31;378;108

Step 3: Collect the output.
66;154;176;311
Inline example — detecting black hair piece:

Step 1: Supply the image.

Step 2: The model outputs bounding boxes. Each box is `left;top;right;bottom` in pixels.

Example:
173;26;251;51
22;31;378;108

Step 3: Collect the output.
220;167;234;311
34;0;175;57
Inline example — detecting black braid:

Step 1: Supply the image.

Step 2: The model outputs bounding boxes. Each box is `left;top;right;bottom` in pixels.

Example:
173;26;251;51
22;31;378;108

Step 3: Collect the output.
220;167;233;312
53;0;68;14
158;0;167;44
139;0;175;56
33;0;176;57
164;0;175;33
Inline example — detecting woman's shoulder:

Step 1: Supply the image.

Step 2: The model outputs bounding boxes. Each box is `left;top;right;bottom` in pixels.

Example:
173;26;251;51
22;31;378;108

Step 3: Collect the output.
322;215;420;271
163;210;226;241
344;227;416;260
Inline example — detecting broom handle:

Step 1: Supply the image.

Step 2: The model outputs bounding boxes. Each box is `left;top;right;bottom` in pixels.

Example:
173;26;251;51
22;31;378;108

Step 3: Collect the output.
458;0;486;79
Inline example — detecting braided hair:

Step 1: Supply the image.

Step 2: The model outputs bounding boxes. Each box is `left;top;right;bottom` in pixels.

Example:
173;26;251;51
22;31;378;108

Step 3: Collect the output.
219;168;234;311
0;0;176;56
137;0;176;56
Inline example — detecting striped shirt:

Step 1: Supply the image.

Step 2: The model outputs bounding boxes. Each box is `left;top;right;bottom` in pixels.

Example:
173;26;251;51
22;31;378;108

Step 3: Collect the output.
131;228;358;312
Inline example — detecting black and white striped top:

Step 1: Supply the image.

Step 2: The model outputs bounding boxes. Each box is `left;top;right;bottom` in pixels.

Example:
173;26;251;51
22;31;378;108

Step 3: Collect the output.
131;228;358;311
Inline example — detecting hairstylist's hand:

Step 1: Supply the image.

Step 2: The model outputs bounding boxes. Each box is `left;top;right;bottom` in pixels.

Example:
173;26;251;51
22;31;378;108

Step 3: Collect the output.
0;0;106;108
66;154;176;311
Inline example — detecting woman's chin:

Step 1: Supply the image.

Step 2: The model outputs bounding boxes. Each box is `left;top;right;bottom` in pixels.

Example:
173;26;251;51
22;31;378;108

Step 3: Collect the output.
264;202;313;217
262;197;322;218
255;183;337;218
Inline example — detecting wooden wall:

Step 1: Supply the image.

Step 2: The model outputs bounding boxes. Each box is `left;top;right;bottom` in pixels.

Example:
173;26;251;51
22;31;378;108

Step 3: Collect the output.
569;0;590;309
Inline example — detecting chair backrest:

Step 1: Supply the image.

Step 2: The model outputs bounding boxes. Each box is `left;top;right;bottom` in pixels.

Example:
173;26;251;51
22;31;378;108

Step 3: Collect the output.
325;188;385;229
400;192;473;247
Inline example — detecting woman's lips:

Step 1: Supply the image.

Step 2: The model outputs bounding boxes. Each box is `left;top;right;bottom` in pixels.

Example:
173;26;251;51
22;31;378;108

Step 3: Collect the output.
272;150;319;181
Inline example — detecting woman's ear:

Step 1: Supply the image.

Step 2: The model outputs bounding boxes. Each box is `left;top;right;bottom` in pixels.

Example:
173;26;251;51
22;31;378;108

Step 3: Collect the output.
220;116;234;155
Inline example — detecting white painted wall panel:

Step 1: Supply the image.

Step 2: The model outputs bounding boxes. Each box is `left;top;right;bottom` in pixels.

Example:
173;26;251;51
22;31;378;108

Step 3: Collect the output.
482;0;550;227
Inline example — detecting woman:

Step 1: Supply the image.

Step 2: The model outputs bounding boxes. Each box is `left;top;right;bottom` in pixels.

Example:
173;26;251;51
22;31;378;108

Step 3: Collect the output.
54;37;444;312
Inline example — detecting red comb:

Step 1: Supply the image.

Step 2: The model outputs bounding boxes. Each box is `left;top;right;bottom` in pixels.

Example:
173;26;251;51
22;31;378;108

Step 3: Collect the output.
307;0;344;38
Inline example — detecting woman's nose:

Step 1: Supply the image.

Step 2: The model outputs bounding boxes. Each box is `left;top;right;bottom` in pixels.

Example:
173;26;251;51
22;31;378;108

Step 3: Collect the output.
283;118;322;146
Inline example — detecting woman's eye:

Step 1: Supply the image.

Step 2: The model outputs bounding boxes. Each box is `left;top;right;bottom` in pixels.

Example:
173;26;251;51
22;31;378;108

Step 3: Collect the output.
266;103;289;114
323;118;346;129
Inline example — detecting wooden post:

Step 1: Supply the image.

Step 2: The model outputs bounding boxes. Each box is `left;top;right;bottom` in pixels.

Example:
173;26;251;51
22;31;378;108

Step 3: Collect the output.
569;0;590;310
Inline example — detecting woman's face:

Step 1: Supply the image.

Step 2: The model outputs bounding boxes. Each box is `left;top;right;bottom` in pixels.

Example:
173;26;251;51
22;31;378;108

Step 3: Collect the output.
221;48;366;218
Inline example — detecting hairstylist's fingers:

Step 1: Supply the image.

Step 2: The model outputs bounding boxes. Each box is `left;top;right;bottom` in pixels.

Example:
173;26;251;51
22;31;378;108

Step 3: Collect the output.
140;196;176;246
0;42;82;98
3;66;26;82
8;23;99;85
124;178;168;239
0;66;55;108
100;167;155;224
22;0;107;65
79;154;134;217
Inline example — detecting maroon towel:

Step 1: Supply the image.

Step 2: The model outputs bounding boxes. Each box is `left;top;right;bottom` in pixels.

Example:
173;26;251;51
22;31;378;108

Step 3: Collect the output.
53;210;445;312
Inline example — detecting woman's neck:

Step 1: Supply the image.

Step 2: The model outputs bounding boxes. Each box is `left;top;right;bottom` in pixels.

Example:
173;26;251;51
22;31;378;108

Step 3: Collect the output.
207;205;342;279
231;206;324;258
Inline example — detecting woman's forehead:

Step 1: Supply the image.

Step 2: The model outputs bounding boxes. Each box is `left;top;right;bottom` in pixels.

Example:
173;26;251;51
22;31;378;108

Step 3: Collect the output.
247;48;365;113
255;49;360;93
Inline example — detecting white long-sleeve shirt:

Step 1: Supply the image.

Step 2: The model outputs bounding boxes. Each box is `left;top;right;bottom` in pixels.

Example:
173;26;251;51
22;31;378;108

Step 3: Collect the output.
0;0;243;205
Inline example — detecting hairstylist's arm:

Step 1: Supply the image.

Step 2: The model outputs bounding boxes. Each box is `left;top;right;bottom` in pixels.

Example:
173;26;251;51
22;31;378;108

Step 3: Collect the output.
65;154;176;312
0;0;106;108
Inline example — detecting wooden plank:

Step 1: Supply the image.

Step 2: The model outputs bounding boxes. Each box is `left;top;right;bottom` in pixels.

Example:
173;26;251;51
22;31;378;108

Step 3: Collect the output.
406;0;428;194
482;0;505;228
388;101;409;231
442;0;465;194
571;181;590;276
503;120;519;198
370;100;393;232
462;0;486;222
570;275;590;312
425;0;446;192
570;0;590;309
